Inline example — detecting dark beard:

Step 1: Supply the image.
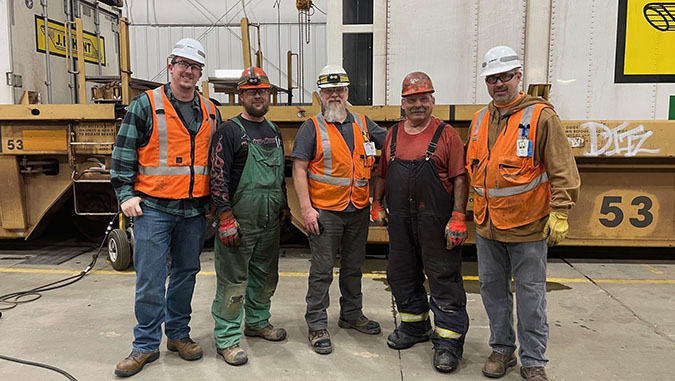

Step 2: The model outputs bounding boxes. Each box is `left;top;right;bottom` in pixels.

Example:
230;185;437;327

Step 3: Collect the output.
244;102;269;118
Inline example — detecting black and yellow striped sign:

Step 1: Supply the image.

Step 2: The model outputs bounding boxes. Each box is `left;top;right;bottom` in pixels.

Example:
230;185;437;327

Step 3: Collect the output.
35;16;106;66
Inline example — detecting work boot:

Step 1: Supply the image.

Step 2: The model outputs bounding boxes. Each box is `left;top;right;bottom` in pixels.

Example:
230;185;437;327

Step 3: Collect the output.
114;350;159;377
244;324;287;341
217;344;248;366
433;348;459;373
308;329;332;355
167;337;203;361
338;315;381;335
520;366;548;381
483;351;517;378
386;327;430;350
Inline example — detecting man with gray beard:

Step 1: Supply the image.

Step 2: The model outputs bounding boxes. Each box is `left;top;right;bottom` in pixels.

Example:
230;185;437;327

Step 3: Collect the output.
292;64;387;355
210;66;288;366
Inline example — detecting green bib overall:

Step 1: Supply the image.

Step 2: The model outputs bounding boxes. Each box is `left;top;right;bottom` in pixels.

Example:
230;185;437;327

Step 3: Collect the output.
212;117;285;349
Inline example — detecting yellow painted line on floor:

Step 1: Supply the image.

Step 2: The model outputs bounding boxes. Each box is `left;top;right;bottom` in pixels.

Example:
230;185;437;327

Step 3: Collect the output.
643;264;665;275
2;267;675;284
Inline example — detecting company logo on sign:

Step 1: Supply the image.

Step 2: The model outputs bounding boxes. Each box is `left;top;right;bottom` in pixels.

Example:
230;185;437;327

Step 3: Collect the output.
34;16;106;66
616;0;675;82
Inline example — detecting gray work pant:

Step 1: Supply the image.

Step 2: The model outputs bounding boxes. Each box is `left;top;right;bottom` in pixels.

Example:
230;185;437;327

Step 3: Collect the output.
475;234;549;368
305;208;369;330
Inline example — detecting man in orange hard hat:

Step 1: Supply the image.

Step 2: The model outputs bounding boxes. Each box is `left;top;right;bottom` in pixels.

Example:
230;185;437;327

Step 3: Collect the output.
112;38;220;377
371;71;469;373
210;66;288;366
467;46;580;381
291;64;387;355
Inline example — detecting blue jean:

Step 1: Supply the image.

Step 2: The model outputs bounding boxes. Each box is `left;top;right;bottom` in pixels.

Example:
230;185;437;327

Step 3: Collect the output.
475;234;549;368
131;204;205;353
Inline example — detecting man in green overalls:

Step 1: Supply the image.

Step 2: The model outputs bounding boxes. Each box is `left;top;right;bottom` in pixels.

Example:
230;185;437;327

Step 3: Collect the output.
209;67;288;366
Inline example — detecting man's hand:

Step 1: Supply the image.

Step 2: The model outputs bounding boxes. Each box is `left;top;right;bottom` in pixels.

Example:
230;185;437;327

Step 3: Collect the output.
370;200;387;226
445;211;467;250
121;196;143;217
543;211;569;246
301;206;321;235
218;211;241;246
205;202;217;219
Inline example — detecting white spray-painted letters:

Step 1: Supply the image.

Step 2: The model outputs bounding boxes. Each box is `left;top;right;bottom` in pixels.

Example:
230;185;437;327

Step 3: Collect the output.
582;122;660;157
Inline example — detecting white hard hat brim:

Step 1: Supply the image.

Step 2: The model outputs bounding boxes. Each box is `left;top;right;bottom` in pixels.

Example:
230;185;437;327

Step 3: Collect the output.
318;82;349;89
480;64;522;77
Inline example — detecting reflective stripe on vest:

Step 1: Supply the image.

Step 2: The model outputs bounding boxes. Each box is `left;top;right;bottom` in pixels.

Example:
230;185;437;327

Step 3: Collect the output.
399;311;429;323
307;112;369;188
434;326;462;340
471;107;488;137
489;171;548;198
139;87;213;176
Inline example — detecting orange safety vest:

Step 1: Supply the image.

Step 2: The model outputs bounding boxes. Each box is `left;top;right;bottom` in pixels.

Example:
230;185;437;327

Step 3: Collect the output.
135;86;216;199
466;104;551;229
307;112;375;211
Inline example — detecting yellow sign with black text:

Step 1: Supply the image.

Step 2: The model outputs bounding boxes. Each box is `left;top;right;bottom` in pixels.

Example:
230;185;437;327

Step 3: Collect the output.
35;16;106;66
616;0;675;82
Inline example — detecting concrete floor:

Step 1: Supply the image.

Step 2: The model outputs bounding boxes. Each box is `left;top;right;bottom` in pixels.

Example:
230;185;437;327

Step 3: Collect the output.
1;245;674;380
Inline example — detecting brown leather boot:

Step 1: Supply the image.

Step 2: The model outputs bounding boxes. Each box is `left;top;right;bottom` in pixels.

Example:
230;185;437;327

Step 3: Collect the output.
520;366;548;381
244;324;287;341
217;344;248;366
167;337;203;361
114;350;159;377
482;351;517;378
337;315;381;334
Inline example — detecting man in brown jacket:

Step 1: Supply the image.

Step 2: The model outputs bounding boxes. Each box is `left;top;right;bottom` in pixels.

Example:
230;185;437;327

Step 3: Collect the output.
465;46;580;381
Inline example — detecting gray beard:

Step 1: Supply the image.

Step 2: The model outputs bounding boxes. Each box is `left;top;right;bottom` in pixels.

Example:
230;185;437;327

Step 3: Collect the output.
323;102;347;123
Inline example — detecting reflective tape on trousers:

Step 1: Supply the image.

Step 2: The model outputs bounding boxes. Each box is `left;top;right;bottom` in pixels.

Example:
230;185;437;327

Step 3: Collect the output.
434;326;462;340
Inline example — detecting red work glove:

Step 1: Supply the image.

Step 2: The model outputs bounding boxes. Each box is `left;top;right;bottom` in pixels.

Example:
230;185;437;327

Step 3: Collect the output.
370;200;387;226
445;211;467;250
218;211;241;247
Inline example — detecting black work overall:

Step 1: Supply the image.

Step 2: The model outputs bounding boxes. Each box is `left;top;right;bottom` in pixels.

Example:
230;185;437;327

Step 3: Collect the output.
385;122;469;357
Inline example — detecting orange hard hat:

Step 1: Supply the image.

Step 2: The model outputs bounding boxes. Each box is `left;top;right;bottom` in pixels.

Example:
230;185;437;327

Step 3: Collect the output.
401;71;434;97
238;66;271;90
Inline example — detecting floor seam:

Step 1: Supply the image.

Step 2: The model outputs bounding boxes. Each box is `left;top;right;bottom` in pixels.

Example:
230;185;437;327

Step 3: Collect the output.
561;258;675;345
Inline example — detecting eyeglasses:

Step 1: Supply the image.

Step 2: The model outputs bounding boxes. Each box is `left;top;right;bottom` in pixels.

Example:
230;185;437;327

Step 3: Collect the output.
485;72;517;84
241;88;270;96
172;60;203;72
321;87;347;95
403;95;433;105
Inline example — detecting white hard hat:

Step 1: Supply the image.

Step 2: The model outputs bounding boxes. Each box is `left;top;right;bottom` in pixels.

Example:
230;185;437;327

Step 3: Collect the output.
317;64;349;88
170;38;206;65
480;46;522;77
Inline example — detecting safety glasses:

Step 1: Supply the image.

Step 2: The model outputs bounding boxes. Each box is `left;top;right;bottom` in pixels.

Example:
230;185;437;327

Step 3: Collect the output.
172;60;203;72
485;72;517;84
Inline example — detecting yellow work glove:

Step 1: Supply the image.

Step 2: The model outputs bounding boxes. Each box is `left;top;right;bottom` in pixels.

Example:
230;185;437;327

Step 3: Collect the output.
542;211;568;247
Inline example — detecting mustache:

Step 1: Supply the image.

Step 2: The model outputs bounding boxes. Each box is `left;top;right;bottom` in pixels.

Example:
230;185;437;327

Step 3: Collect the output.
410;107;426;113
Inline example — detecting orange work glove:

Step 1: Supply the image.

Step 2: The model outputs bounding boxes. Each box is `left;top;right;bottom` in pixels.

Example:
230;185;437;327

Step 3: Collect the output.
445;211;467;250
370;200;387;226
218;211;241;247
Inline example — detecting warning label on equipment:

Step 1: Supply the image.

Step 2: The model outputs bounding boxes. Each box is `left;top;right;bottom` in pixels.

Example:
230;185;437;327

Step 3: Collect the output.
35;16;106;66
616;0;675;82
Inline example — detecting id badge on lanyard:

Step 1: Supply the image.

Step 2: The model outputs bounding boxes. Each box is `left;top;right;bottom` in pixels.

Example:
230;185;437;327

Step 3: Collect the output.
363;141;376;156
516;124;532;157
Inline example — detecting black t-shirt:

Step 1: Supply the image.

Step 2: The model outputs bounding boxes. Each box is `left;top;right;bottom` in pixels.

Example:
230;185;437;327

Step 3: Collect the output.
209;115;283;215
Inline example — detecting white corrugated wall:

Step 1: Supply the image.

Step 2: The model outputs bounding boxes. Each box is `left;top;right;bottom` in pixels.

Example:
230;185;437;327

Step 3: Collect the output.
124;0;327;104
